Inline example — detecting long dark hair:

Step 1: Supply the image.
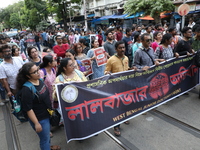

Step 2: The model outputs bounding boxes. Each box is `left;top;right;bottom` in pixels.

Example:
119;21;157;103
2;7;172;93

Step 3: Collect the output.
27;46;37;59
134;32;140;43
40;54;53;68
56;58;71;76
160;33;172;44
16;62;35;90
11;48;17;56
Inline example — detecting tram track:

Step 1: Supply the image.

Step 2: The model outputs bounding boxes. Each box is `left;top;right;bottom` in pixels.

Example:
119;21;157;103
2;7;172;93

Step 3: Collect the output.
103;108;200;150
150;109;200;138
3;102;21;150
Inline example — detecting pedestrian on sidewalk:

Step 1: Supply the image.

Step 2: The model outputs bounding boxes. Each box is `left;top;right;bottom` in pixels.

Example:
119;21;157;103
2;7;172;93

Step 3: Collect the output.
16;62;61;150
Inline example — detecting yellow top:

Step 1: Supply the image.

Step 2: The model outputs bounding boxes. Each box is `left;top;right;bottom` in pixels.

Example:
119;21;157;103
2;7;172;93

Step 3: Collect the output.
105;55;129;73
53;70;87;101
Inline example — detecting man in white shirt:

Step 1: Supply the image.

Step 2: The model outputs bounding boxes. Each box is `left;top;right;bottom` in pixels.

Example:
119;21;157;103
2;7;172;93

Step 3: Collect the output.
188;17;195;29
176;18;181;35
74;31;81;43
0;44;24;98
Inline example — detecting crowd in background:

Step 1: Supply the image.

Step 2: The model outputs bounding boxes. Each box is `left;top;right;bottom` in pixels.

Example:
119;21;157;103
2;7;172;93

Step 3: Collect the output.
0;17;200;149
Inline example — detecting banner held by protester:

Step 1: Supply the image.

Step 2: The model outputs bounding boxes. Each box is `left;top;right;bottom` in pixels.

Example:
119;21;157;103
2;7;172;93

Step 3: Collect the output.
55;55;199;142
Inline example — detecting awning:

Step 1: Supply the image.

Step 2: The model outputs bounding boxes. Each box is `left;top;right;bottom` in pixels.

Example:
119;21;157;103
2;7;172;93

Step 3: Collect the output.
188;10;200;14
99;15;115;20
111;14;128;19
125;12;144;19
160;11;171;18
87;14;95;17
139;15;154;20
174;14;181;19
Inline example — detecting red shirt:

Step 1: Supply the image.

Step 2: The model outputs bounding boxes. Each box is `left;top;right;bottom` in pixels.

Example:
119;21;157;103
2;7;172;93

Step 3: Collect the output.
53;44;70;58
116;31;123;41
97;34;103;46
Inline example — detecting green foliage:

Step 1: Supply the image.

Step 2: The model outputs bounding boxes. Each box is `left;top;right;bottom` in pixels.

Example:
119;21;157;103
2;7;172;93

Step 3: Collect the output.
9;13;21;29
124;0;174;23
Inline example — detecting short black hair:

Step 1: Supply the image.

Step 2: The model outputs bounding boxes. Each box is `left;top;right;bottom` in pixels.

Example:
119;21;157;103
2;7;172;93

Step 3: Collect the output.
55;35;62;40
140;33;150;41
0;44;10;53
168;27;176;33
116;26;121;30
105;28;114;36
181;27;191;34
195;26;200;33
115;41;124;49
79;38;86;45
0;34;5;40
125;28;131;34
145;26;151;30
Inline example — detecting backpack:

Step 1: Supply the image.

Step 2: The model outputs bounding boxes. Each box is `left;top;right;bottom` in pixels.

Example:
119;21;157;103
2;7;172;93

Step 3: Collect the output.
195;50;200;67
40;68;56;81
12;81;39;122
49;35;55;45
58;69;83;82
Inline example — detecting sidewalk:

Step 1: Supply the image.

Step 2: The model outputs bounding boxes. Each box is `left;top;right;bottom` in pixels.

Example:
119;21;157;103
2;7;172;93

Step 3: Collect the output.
0;105;8;150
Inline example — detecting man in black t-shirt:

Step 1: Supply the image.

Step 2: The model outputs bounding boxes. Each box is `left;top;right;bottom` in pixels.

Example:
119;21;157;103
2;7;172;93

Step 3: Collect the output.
122;28;133;67
175;27;195;56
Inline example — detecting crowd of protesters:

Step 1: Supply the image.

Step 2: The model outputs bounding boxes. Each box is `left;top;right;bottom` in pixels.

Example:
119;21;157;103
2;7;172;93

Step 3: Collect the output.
0;17;200;149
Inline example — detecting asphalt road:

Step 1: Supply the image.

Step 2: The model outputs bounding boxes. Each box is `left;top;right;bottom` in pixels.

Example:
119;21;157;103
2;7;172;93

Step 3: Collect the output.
1;86;200;150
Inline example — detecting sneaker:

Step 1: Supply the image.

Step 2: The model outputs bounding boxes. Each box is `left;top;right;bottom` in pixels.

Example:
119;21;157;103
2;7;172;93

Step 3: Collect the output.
0;102;5;106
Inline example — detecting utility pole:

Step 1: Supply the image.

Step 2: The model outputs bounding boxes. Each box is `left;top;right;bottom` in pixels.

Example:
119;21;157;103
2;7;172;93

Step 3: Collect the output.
83;0;88;31
182;0;186;29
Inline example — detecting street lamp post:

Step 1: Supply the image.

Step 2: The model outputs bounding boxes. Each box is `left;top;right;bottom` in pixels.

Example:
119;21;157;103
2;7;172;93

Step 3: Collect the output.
182;0;186;29
83;0;88;32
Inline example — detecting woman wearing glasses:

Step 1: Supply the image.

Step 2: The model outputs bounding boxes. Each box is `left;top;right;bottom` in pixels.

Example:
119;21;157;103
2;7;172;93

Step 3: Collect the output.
74;43;87;61
53;58;87;125
16;62;61;150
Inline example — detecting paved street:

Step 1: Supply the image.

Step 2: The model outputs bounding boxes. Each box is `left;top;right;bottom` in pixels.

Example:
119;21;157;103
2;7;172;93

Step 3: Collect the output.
0;86;200;150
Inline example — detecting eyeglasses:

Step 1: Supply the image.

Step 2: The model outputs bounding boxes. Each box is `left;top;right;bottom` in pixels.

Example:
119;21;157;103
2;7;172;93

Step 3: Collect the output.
68;63;75;67
145;39;152;42
30;68;40;74
3;49;11;53
57;38;62;40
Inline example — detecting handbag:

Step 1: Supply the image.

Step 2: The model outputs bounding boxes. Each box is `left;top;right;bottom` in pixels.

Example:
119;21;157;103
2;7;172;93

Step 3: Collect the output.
47;109;61;126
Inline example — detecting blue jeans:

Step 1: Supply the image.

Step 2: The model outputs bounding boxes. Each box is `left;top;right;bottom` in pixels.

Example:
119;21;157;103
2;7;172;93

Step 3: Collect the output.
36;42;41;51
29;118;50;150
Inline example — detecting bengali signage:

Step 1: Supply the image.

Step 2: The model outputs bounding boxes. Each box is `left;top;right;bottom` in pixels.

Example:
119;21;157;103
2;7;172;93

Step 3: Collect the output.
81;59;93;77
93;47;107;67
56;56;199;142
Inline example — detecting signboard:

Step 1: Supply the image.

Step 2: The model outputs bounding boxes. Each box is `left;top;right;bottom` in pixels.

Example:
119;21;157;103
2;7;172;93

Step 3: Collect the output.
93;47;107;67
196;4;200;10
178;4;190;16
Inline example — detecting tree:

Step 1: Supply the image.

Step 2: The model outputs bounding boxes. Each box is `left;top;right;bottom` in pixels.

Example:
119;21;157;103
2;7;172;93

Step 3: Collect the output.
9;13;21;29
24;0;48;30
124;0;174;24
0;1;25;29
48;0;81;31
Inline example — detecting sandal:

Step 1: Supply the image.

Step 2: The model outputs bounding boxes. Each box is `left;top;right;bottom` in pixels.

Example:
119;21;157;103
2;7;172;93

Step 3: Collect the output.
114;127;121;136
124;121;130;125
50;145;61;150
